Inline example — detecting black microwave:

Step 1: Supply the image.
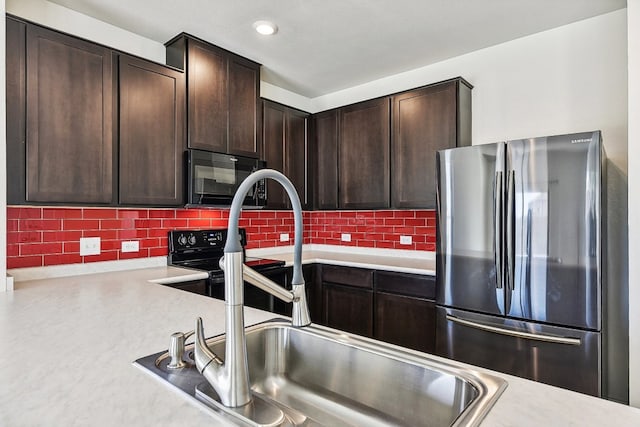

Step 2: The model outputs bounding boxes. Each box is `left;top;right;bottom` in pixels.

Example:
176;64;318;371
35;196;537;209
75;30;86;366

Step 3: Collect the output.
186;149;267;208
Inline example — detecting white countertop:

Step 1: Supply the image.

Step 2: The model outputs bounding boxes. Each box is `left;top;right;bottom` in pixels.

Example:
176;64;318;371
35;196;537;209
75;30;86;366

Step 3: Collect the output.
248;244;436;275
1;266;639;426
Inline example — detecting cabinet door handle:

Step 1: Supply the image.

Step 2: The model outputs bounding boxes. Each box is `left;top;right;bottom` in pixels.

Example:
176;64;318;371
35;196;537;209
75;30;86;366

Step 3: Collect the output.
445;314;581;345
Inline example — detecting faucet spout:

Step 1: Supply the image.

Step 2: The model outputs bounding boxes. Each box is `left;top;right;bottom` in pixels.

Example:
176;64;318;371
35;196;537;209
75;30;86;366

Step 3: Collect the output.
242;263;311;327
197;169;311;408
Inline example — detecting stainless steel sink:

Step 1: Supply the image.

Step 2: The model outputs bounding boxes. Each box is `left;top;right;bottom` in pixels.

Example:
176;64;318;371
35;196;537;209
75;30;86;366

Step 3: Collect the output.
135;319;506;426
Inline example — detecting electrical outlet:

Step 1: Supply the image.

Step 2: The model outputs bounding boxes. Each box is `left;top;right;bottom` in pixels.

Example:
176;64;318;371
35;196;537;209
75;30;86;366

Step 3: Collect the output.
80;237;101;256
280;233;289;242
341;233;352;242
121;241;139;253
400;235;412;245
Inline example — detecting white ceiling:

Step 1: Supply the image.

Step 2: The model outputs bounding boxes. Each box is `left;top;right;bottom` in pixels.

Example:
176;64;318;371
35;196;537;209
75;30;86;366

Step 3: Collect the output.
47;0;626;98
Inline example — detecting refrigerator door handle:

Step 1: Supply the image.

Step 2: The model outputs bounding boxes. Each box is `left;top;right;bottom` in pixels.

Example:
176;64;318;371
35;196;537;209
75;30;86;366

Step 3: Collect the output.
506;169;516;291
445;314;582;345
494;171;503;289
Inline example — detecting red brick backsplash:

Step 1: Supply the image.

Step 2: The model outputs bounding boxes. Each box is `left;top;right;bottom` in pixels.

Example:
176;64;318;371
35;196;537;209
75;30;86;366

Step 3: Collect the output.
307;210;436;250
6;207;435;269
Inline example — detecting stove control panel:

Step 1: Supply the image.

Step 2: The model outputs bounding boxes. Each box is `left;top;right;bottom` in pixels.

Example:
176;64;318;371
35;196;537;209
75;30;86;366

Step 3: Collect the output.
169;229;247;252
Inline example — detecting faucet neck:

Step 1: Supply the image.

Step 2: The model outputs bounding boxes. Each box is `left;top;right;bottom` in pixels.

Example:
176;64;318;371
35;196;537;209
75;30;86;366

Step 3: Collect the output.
198;168;310;409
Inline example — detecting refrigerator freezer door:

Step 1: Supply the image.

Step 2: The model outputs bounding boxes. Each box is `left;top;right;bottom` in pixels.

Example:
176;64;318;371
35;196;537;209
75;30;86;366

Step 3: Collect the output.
436;307;601;397
436;143;506;315
505;131;601;330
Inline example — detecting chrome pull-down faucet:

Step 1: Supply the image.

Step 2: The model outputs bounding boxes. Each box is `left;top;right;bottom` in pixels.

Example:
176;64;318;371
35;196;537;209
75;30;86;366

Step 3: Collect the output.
193;169;311;407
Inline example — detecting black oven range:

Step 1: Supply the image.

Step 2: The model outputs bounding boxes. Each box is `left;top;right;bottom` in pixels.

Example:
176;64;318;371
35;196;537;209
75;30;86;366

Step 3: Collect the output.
167;228;289;314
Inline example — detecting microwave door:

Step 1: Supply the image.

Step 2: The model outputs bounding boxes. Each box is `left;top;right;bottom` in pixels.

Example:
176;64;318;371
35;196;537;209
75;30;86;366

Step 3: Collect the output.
232;155;266;203
187;149;265;206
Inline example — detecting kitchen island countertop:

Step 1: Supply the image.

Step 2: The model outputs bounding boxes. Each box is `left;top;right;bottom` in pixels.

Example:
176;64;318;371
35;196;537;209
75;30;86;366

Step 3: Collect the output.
1;266;639;426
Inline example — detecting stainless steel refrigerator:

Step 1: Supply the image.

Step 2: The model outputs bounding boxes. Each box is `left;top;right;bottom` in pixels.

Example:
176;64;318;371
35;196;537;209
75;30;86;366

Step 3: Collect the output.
435;130;627;402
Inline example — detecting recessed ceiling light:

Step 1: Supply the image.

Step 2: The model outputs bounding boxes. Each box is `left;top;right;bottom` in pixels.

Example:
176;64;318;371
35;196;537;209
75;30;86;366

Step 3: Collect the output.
253;20;278;36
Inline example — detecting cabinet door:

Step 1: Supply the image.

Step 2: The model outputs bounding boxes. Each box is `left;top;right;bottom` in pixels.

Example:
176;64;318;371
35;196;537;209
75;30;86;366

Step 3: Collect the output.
313;109;338;209
187;39;227;153
324;284;373;337
264;267;290;315
286;109;309;208
118;55;185;205
228;56;260;158
262;101;287;208
391;80;468;208
304;264;323;323
6;17;26;204
339;97;390;209
26;25;113;203
374;292;436;353
262;100;310;209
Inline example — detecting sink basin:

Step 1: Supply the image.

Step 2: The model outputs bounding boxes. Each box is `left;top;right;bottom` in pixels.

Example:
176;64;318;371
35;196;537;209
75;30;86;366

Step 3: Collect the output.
135;319;506;426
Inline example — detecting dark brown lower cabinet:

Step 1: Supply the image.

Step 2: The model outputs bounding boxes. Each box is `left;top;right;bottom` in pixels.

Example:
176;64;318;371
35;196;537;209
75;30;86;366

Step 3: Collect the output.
324;284;374;337
304;264;323;322
265;267;290;316
374;292;436;353
314;264;436;352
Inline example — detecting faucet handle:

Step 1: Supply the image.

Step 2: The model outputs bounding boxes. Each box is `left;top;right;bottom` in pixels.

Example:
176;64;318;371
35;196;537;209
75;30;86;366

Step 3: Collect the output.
194;317;223;374
167;330;194;369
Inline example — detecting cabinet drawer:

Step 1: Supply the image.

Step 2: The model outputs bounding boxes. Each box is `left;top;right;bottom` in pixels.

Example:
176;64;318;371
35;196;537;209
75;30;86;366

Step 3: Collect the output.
321;265;373;289
375;271;435;299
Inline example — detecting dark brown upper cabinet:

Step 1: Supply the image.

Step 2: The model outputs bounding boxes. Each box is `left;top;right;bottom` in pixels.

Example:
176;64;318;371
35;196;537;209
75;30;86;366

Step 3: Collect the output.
166;34;261;158
6;17;26;204
311;109;339;210
24;24;114;204
118;54;185;206
338;97;391;209
262;100;310;209
262;101;286;208
391;78;472;208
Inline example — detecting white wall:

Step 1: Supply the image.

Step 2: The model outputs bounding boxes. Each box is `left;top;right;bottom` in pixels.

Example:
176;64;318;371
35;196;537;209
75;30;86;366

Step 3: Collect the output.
261;81;313;112
312;10;628;173
628;0;640;408
6;0;165;63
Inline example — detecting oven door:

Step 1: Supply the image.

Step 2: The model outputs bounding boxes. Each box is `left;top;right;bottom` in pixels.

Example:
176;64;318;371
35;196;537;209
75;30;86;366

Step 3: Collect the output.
187;149;266;207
